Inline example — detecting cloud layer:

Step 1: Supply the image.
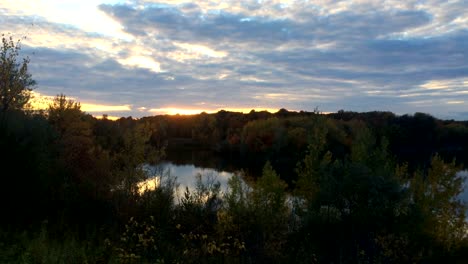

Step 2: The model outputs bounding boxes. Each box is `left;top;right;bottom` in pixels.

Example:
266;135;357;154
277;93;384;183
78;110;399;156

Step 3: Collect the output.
1;0;467;118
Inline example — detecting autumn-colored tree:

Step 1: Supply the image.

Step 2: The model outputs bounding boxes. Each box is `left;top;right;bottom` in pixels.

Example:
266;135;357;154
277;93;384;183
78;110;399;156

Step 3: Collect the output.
0;34;35;112
47;95;115;216
409;155;467;254
48;94;95;181
295;114;331;205
251;162;289;259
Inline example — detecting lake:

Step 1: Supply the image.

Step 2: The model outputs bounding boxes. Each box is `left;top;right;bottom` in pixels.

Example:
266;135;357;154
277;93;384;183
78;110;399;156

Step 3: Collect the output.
139;161;242;200
458;170;468;223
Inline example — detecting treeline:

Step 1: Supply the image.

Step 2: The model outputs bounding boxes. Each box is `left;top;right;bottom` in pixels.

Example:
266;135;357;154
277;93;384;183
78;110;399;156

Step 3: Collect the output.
132;108;468;180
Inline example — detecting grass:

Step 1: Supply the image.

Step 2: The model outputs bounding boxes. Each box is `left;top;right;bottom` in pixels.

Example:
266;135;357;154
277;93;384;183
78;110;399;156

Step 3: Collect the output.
0;224;116;264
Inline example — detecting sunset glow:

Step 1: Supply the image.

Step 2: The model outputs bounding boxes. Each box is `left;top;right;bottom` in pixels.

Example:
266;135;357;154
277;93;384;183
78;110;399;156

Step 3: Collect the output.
30;91;282;118
1;0;466;119
94;115;121;121
29;91;132;116
149;107;281;116
149;108;211;116
80;103;132;113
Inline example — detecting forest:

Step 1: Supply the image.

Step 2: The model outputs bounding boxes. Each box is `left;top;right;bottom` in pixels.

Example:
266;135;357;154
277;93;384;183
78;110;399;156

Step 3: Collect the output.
1;35;468;263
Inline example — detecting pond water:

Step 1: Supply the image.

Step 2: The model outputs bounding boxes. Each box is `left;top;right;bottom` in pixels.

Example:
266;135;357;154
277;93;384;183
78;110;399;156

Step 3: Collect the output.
458;170;468;212
457;170;468;224
139;162;241;199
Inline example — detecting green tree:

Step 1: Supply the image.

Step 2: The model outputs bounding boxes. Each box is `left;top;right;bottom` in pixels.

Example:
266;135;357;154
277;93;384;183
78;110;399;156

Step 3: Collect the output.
220;163;289;262
295;114;331;205
47;94;95;184
48;94;90;137
47;94;116;223
0;34;36;112
409;155;467;253
252;162;289;259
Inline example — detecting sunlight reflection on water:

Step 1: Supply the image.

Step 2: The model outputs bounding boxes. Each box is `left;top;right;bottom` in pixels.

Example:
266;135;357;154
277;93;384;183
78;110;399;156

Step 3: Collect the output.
140;162;239;199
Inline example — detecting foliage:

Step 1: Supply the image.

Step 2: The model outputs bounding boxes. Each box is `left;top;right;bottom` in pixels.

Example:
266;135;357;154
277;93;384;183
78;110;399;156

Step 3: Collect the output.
114;216;161;262
408;155;467;256
295;113;332;205
0;223;114;264
0;34;35;112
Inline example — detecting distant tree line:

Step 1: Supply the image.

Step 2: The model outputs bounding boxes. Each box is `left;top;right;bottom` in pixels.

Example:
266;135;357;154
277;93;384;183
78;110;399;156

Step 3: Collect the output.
130;108;468;181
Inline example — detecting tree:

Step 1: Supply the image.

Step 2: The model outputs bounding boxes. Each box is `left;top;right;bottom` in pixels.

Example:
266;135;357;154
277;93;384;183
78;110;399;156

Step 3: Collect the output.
295;114;331;205
0;34;36;112
48;94;88;136
409;155;467;253
251;162;288;258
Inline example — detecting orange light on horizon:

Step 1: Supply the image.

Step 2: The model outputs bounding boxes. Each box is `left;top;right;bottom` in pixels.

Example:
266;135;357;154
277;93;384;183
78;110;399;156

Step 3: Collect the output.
29;92;305;119
221;107;281;113
95;115;121;121
29;91;56;110
80;103;132;112
149;107;212;115
148;107;281;115
29;91;132;113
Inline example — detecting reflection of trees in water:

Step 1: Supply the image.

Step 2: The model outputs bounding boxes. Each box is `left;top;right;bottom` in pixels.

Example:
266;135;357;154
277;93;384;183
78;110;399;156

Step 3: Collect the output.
164;148;257;176
163;147;308;186
141;162;250;205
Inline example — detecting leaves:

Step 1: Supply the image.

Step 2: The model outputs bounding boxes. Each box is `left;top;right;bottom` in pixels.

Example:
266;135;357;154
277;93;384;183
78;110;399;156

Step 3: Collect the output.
0;34;35;112
409;155;467;250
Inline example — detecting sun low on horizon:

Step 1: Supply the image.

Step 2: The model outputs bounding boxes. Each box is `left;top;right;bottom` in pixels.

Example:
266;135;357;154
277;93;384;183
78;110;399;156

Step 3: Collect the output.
29;91;281;119
1;0;467;120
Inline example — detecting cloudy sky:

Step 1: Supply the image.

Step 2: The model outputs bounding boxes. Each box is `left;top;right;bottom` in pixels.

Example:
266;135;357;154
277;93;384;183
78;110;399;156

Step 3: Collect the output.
1;0;467;119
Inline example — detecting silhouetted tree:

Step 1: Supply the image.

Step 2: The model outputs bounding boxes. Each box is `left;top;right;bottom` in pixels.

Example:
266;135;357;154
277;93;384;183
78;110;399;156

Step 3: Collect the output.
0;34;35;112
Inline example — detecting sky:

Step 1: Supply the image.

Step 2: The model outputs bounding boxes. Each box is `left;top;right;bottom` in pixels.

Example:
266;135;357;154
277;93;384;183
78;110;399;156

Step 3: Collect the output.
0;0;467;119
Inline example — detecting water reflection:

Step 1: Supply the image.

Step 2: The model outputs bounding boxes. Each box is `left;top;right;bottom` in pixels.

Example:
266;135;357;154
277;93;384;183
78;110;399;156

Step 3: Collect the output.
140;162;238;198
460;170;468;197
458;170;468;222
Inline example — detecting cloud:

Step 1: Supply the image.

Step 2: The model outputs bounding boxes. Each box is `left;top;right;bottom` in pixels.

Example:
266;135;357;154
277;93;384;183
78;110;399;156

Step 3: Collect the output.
1;0;467;119
420;78;468;90
117;55;162;72
80;103;132;112
447;101;464;105
98;3;296;46
171;42;227;60
0;0;131;39
148;107;211;115
30;91;132;114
